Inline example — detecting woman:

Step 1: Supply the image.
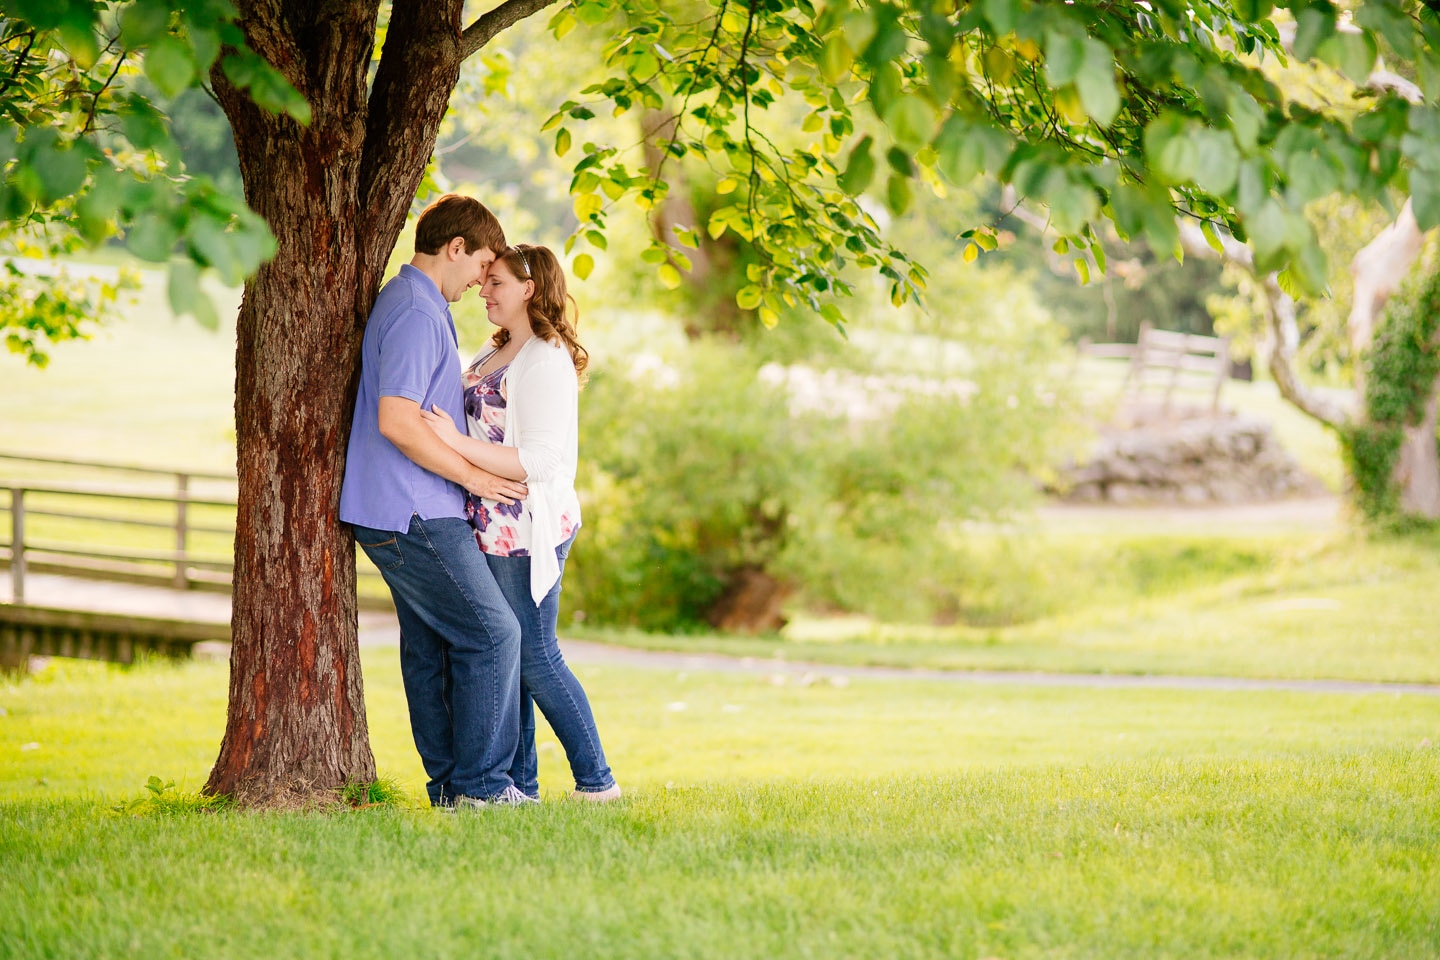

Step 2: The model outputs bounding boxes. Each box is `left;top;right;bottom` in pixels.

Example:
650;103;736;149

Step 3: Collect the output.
422;243;620;802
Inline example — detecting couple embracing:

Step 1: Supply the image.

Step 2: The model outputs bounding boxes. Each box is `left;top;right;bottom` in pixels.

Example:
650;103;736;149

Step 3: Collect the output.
338;194;619;808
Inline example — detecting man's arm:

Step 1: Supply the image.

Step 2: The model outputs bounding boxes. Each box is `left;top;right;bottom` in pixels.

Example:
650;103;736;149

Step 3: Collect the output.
378;396;527;503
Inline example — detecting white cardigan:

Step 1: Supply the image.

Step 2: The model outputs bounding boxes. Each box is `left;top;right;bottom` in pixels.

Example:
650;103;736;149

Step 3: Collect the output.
467;336;582;605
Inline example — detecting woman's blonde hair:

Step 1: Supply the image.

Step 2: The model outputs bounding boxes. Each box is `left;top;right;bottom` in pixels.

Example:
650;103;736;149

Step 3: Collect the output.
489;243;588;383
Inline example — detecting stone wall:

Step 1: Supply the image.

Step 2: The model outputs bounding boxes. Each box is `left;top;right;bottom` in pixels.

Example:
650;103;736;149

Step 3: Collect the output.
1059;415;1323;504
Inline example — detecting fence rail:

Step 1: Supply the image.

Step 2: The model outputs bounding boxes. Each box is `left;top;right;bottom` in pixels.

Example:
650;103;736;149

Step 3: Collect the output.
0;452;388;607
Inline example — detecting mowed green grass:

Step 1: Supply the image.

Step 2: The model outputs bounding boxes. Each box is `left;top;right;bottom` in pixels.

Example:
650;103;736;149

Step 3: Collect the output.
2;653;1439;958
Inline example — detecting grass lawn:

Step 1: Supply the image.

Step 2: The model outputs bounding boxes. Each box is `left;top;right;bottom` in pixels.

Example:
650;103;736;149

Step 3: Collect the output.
3;652;1439;958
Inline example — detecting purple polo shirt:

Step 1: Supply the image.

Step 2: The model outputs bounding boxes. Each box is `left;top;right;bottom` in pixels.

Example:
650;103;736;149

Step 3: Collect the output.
339;264;467;531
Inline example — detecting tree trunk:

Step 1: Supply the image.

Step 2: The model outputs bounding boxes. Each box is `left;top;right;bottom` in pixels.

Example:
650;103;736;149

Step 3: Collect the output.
205;0;470;806
1396;376;1440;519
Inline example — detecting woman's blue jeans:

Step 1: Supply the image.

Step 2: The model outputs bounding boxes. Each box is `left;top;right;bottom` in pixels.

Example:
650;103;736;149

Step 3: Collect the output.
485;532;616;796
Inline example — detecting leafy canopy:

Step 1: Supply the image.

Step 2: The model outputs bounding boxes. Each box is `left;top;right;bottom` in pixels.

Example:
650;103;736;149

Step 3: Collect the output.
550;0;1439;321
0;0;306;362
3;0;1438;359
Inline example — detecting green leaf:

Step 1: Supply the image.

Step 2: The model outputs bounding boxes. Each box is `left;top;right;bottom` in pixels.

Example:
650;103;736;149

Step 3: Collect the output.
736;284;763;310
862;10;908;67
550;8;578;39
1232;0;1274;21
574;1;613;26
57;20;101;69
572;253;595;280
1244;200;1287;257
187;217;243;283
555;127;572;157
1317;30;1377;86
145;35;196;98
1227;92;1263;152
657;263;682;289
35;142;89;205
573;193;603;221
707;208;731;240
1292;6;1336;62
839;135;876;195
885;173;912;215
843;11;878;55
1355;1;1417;59
1200;220;1225;254
119;0;171;48
884;96;938;152
185;25;222;72
119;97;171;152
933;116;1009;185
1144;113;1199;184
820;35;854;83
75;163;124;242
1285;150;1339;206
1075;39;1120;127
1045;30;1086;87
1410;169;1440;231
1044;178;1098;236
631;50;659;80
167;260;213;328
982;0;1019;34
1290;235;1330;295
1191;130;1240;196
126;211;180;262
1073;258;1090;285
868;62;902;117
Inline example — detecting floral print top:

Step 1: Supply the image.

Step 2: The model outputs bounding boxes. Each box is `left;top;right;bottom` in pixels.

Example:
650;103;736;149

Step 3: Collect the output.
462;360;578;557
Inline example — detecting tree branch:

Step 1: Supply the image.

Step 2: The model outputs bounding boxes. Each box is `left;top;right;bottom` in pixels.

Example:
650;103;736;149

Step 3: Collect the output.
460;0;561;59
1176;220;1352;429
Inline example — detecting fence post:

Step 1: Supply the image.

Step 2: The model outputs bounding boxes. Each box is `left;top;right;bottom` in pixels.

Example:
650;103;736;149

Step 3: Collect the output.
174;473;189;589
10;487;24;605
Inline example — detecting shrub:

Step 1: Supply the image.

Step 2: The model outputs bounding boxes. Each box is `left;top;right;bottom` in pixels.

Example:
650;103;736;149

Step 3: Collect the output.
566;336;1077;630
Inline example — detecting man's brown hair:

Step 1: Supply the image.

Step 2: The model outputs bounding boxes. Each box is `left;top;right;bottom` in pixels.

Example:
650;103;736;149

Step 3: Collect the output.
413;194;506;257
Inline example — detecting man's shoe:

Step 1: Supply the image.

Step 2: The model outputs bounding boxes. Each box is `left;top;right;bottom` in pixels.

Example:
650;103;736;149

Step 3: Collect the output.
487;784;540;805
571;784;623;802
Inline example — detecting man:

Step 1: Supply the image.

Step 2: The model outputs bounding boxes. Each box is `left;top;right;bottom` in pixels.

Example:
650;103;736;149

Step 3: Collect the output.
340;193;533;807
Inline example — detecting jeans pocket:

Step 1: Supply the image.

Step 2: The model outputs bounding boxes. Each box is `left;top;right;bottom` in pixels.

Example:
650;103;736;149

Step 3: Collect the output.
358;536;405;571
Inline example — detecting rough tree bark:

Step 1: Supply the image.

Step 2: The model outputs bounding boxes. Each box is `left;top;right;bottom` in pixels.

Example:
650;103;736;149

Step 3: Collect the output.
206;0;556;806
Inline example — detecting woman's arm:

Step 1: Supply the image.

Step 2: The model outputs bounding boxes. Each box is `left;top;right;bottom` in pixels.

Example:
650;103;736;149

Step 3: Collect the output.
420;406;527;481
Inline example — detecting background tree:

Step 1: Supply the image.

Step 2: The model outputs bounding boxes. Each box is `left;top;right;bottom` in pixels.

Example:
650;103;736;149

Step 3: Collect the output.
5;0;1439;804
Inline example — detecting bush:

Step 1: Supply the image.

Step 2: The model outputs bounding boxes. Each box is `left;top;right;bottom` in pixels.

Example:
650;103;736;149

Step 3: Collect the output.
565;336;1077;631
567;347;821;632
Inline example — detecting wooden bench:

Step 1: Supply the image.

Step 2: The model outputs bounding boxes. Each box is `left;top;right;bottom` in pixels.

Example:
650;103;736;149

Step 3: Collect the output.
1122;321;1231;414
1079;321;1231;415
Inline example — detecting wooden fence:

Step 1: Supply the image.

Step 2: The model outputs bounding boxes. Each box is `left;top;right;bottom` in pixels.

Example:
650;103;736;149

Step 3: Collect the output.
0;452;388;607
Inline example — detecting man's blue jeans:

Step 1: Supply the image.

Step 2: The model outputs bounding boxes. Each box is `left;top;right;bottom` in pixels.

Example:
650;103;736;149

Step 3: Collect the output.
353;515;521;804
486;532;616;796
